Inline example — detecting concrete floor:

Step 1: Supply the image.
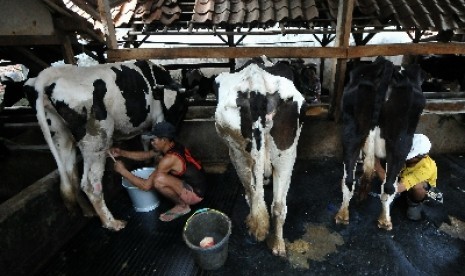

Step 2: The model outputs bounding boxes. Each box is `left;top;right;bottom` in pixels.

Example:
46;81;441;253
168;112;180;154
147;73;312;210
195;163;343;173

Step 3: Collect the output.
36;155;465;276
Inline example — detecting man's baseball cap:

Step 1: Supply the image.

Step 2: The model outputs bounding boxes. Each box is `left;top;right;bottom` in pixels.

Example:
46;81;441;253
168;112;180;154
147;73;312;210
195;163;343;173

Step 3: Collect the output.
145;121;176;139
406;134;431;160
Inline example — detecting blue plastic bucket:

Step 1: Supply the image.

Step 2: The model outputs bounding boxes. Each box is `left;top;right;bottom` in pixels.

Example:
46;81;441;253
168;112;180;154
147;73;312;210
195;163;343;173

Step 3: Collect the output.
121;167;159;212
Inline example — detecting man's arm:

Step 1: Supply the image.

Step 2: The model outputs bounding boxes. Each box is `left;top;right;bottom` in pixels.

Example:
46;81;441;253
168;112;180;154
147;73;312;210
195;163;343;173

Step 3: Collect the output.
110;147;157;161
114;160;153;191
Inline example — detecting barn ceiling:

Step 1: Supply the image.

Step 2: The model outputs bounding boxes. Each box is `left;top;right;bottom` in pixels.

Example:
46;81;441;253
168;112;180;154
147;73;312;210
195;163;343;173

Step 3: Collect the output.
64;0;465;37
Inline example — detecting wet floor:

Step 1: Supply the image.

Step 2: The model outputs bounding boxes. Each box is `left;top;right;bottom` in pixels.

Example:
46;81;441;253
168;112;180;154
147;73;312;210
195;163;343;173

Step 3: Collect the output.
38;155;465;276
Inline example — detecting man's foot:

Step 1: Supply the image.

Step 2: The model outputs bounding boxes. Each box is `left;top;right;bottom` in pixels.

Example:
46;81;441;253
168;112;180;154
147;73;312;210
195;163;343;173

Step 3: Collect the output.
159;206;191;222
426;187;443;203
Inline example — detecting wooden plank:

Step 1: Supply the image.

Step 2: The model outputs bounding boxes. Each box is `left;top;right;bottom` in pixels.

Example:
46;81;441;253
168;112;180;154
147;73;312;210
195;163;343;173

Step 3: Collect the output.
6;144;50;151
107;47;346;61
348;43;465;57
108;42;465;61
424;99;465;114
0;35;62;46
423;92;465;99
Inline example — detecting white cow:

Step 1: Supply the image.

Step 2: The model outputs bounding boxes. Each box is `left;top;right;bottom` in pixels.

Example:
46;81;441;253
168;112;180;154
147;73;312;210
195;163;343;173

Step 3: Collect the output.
24;60;188;231
214;60;308;256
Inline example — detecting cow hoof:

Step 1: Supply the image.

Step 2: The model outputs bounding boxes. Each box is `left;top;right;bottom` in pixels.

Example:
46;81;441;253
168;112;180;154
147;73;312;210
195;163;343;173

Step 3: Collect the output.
377;219;392;231
104;220;127;231
267;236;286;257
335;210;349;225
246;214;269;241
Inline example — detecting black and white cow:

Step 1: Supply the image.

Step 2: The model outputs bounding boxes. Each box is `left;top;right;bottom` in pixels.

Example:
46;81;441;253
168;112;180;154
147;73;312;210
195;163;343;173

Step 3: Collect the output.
214;59;308;256
181;68;217;100
24;60;188;231
335;56;426;230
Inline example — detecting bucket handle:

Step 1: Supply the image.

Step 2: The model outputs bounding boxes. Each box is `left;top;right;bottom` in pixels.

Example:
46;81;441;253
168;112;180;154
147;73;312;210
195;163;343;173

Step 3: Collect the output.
184;208;227;232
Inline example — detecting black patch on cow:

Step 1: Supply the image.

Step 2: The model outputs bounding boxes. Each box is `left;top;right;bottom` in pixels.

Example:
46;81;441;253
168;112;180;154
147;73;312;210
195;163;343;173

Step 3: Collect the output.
23;84;38;111
134;60;156;91
2;80;26;107
263;62;294;81
53;101;88;142
249;91;268;151
44;83;56;99
236;91;253;152
92;79;108;121
270;98;300;151
111;65;149;127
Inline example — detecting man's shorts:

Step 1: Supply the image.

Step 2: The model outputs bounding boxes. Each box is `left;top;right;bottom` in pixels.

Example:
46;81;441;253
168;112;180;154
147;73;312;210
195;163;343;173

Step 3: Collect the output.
180;182;203;205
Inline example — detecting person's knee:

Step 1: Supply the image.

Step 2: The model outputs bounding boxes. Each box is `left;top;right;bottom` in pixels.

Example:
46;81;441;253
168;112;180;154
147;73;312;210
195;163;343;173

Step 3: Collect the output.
408;182;427;202
152;172;169;189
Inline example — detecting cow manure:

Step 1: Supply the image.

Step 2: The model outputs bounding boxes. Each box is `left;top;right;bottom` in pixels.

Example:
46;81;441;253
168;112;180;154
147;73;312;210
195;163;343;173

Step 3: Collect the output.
439;216;465;241
286;223;344;270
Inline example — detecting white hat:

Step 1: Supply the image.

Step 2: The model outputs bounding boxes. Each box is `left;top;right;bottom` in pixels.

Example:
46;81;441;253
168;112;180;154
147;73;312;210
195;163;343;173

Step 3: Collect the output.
406;134;431;160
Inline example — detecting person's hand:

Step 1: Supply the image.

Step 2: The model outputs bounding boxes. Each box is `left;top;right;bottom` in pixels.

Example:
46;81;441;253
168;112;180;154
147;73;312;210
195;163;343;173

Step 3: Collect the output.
114;160;127;174
110;147;122;158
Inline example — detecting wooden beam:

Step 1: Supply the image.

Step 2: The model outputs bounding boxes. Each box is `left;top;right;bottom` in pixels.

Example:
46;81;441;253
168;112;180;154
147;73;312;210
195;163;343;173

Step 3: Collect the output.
15;47;50;69
424;99;465;114
97;0;117;49
61;35;76;64
0;35;62;46
106;42;465;61
69;0;102;21
41;0;73;17
107;47;347;61
347;43;465;57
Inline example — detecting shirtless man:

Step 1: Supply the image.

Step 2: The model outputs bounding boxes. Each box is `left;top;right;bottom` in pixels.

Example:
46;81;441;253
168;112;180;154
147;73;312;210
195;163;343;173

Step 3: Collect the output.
111;122;206;222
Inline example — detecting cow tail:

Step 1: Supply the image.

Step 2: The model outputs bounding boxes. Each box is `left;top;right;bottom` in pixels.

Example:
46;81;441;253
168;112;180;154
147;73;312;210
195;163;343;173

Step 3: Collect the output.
34;81;70;187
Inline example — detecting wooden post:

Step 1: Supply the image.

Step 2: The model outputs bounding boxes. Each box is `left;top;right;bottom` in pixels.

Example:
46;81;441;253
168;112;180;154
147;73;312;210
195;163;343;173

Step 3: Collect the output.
330;0;355;121
97;0;118;50
61;34;76;64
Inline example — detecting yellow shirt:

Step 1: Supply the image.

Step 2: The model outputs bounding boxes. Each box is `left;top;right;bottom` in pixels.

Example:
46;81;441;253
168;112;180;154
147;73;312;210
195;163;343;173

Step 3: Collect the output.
400;155;437;190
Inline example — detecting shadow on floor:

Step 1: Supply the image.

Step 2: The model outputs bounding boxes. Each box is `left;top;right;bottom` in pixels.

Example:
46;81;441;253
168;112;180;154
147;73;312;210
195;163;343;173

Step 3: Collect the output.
38;155;465;276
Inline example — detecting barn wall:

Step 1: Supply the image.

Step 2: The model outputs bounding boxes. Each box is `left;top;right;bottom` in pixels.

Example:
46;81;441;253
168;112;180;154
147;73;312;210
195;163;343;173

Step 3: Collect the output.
0;0;54;36
177;113;465;163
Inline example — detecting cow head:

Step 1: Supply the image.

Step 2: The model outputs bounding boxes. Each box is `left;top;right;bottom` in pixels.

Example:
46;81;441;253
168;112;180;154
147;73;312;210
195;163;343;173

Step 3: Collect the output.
148;63;192;128
0;77;27;111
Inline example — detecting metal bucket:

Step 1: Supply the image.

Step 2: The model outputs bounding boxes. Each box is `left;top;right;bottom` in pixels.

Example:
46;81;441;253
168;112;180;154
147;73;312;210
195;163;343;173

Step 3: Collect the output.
121;167;159;212
183;208;232;270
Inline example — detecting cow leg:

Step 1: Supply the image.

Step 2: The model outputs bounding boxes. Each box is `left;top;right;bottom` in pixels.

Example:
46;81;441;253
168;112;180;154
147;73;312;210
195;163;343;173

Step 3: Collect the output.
54;128;94;217
45;109;93;216
378;157;402;230
267;140;297;257
78;129;126;231
335;147;359;225
228;144;270;242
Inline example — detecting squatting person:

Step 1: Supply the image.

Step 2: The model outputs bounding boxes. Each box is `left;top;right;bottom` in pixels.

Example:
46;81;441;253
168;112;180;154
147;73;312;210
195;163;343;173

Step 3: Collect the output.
111;121;206;222
374;133;443;220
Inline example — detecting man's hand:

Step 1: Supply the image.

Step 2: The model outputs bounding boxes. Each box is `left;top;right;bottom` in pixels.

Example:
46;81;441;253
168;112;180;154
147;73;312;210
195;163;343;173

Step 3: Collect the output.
110;147;122;158
114;160;127;174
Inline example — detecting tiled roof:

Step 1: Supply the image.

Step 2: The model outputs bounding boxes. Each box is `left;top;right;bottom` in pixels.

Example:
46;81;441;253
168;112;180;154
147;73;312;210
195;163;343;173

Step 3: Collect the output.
63;0;465;31
327;0;465;31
